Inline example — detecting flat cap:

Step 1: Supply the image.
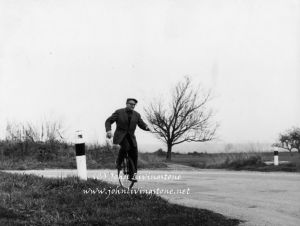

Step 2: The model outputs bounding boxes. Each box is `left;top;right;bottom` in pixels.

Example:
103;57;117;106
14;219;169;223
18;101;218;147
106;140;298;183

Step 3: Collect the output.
126;98;138;104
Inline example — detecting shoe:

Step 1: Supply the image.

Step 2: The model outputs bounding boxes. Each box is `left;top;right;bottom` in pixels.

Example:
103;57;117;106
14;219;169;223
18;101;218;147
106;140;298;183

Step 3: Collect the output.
128;178;137;183
128;174;138;182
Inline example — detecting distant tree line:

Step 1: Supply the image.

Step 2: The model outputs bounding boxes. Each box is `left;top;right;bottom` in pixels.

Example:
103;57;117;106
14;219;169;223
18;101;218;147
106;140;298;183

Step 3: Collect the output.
0;120;68;161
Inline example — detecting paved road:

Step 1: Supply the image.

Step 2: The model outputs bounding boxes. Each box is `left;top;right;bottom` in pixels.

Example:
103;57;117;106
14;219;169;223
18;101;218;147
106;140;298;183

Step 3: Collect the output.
4;168;300;226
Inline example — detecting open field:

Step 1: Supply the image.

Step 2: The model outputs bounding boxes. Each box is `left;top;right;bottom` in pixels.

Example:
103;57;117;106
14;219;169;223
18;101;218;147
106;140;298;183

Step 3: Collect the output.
0;171;240;225
143;151;300;172
138;151;299;172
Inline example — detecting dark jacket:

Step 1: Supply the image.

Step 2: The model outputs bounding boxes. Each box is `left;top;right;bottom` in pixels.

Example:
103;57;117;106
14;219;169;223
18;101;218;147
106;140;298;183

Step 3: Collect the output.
105;108;149;147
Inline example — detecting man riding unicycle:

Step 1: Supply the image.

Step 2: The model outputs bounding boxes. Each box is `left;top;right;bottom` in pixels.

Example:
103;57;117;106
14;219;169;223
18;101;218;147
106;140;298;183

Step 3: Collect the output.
105;98;151;183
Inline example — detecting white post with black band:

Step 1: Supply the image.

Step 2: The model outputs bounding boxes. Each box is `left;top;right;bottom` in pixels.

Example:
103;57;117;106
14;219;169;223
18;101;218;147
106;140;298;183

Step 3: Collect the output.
75;130;87;180
274;147;279;166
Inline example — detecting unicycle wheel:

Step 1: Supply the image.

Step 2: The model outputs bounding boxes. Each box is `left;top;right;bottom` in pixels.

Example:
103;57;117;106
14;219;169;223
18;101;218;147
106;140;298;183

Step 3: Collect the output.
117;156;136;189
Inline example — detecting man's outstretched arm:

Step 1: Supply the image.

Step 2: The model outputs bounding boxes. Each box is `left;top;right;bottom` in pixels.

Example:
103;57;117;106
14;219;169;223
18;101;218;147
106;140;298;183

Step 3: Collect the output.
137;114;150;131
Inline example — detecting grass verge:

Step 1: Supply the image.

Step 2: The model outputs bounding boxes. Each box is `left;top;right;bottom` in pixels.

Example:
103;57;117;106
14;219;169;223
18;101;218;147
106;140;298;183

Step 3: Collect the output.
0;172;240;225
0;149;167;171
166;152;300;172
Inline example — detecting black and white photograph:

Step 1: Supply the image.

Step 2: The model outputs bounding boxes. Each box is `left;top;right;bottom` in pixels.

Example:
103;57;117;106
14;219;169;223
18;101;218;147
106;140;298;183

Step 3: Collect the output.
0;0;299;225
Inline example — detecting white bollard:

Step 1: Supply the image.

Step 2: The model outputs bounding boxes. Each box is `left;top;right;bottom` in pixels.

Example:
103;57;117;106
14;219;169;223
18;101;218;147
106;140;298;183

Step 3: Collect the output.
274;148;279;166
75;130;87;180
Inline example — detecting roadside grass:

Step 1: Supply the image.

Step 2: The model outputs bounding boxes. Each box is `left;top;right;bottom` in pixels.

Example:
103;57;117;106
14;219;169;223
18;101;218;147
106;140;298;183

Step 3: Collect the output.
0;141;167;170
0;172;240;226
207;152;300;172
0;152;167;171
213;155;266;170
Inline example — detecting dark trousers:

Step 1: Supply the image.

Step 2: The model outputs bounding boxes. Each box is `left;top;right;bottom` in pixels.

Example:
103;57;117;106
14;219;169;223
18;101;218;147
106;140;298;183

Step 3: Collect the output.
116;134;138;177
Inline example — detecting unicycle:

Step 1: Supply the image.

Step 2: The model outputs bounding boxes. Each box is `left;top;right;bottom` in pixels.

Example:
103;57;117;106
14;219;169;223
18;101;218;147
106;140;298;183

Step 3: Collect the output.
106;138;136;189
117;150;136;189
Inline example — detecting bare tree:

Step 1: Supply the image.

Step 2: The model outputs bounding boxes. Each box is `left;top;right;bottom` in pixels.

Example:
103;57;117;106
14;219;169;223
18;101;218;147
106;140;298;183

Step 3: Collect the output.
273;127;300;154
145;76;218;161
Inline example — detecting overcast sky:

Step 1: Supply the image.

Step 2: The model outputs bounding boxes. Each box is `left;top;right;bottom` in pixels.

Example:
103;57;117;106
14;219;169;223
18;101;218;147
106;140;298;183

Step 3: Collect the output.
0;0;299;152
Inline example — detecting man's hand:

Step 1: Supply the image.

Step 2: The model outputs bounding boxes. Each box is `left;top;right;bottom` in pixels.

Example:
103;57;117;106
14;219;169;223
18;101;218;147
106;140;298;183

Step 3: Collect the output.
146;126;152;132
106;130;112;139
